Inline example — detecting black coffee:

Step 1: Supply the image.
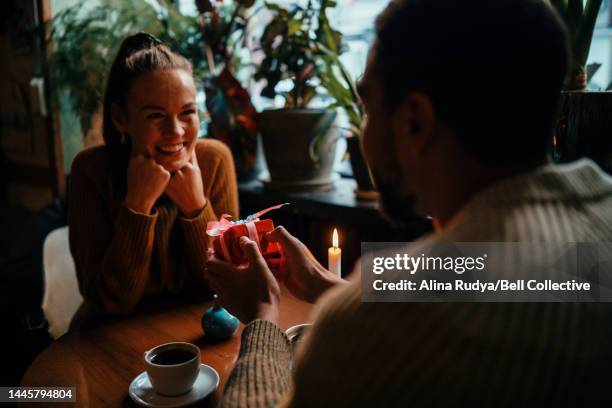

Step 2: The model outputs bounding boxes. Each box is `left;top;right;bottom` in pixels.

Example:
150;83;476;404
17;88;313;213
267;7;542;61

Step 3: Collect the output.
150;349;196;365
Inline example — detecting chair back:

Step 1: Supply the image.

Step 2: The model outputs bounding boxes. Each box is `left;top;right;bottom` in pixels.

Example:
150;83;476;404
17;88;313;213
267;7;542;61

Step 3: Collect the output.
42;226;83;338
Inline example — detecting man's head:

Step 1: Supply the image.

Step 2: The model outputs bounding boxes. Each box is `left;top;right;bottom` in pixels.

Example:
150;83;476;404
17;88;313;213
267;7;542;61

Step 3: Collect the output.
359;0;569;225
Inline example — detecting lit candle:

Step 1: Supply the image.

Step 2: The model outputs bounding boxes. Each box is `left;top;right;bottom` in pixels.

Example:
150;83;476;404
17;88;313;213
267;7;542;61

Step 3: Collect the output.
328;228;341;278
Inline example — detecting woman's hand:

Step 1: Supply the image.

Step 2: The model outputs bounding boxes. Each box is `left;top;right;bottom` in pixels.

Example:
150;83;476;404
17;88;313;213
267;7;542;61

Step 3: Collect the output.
165;152;207;218
205;237;281;324
124;154;171;214
266;226;344;303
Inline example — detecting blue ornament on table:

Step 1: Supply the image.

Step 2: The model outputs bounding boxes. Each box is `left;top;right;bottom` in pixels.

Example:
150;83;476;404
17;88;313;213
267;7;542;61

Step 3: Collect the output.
202;295;239;340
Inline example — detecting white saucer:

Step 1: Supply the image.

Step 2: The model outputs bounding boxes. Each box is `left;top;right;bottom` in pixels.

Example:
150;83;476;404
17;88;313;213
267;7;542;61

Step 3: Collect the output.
129;364;219;408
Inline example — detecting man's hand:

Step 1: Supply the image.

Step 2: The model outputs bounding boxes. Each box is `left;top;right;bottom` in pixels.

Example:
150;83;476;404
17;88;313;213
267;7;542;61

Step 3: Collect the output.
205;237;281;324
266;226;344;303
166;152;207;218
124;154;171;214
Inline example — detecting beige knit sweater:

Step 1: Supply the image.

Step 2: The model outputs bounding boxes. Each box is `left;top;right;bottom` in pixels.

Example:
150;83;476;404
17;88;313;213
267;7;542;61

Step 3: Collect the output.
220;159;612;407
69;139;239;317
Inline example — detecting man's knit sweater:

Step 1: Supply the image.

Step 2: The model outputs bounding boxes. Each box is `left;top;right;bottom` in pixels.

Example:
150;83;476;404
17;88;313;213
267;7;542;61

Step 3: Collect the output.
220;159;612;407
69;139;238;317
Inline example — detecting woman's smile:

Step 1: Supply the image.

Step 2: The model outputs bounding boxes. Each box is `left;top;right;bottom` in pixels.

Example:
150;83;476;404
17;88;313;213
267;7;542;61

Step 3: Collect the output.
156;141;187;155
152;139;193;172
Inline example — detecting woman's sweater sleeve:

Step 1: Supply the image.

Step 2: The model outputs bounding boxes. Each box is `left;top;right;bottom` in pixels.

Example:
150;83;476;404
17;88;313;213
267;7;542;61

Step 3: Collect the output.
68;151;157;315
178;139;239;283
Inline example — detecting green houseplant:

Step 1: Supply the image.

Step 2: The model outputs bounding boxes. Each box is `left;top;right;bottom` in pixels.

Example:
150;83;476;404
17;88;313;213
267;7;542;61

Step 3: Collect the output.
316;40;376;195
254;0;342;192
549;0;612;173
550;0;602;90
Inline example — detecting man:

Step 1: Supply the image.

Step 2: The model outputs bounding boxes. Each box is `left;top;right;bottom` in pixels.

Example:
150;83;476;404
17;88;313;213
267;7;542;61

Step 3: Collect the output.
205;0;612;406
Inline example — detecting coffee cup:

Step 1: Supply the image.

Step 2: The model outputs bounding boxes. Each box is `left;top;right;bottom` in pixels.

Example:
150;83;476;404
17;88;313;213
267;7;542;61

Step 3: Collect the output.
144;342;200;396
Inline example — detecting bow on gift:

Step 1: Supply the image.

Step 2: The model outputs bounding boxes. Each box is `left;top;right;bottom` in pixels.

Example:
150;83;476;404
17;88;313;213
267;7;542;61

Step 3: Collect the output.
206;203;289;263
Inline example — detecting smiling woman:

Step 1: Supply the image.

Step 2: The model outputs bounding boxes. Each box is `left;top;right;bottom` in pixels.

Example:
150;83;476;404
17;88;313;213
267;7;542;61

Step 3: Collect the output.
68;33;239;320
113;69;198;175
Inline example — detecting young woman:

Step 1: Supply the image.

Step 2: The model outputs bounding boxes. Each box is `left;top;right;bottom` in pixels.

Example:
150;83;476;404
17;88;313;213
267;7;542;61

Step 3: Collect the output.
69;33;238;318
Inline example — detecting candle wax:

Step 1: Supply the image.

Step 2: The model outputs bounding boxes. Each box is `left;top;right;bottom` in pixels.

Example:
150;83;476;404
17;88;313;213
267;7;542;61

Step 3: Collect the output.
328;246;341;278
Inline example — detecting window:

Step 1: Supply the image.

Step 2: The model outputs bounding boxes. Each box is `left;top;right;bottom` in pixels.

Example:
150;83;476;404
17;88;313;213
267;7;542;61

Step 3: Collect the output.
329;0;386;79
588;0;612;90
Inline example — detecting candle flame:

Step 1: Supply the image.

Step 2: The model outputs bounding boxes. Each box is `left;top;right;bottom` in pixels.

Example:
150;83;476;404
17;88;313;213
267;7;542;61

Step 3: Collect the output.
332;228;339;248
553;135;557;146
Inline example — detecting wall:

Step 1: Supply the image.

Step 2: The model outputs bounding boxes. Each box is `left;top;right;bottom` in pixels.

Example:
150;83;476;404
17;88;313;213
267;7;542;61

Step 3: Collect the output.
0;0;64;211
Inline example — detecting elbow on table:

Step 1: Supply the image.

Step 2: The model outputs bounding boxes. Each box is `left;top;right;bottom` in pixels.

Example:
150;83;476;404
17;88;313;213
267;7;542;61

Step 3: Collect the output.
106;298;139;316
84;286;142;316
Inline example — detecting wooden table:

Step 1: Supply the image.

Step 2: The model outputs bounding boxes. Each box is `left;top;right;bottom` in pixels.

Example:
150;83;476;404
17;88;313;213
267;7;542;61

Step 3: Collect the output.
21;288;313;407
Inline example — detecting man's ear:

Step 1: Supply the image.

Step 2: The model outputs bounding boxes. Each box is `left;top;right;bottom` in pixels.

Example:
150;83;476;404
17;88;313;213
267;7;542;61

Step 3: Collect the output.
111;103;127;134
391;92;436;160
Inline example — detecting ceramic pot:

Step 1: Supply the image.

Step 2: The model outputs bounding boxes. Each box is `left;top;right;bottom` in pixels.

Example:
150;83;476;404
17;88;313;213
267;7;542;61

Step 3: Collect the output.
258;109;339;192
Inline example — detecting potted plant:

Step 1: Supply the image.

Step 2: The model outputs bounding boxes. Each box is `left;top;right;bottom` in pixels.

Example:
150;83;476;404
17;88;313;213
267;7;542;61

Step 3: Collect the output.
316;36;377;197
195;0;261;181
550;0;612;173
254;0;341;192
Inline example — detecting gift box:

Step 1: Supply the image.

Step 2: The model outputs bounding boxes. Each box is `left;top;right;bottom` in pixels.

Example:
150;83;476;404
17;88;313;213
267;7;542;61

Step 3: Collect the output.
206;204;288;267
213;219;282;265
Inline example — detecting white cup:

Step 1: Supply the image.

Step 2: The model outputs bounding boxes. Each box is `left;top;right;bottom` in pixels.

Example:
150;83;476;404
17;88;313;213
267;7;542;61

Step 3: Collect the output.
144;342;200;396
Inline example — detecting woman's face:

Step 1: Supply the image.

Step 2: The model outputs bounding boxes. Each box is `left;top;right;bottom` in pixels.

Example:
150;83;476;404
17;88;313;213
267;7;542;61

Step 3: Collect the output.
113;69;199;173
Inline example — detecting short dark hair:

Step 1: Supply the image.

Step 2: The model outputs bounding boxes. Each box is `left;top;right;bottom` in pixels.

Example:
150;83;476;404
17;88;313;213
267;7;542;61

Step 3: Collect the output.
374;0;569;164
102;32;193;152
